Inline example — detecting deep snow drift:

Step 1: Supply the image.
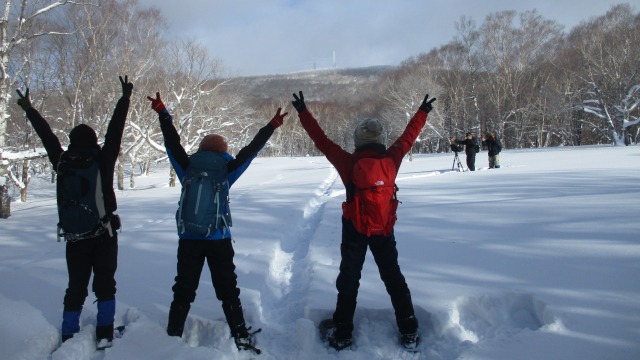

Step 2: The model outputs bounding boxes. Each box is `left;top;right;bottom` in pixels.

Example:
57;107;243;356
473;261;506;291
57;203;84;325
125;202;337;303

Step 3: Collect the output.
1;145;639;360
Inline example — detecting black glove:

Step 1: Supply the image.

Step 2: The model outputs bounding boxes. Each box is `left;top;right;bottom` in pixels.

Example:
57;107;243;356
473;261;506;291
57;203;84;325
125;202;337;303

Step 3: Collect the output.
119;75;133;98
292;91;307;113
419;93;436;113
16;88;32;111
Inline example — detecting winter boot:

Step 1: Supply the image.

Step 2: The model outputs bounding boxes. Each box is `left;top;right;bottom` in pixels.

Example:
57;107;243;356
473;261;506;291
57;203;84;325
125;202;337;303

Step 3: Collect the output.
223;301;261;354
95;324;114;350
319;319;353;351
397;315;420;351
400;331;420;351
167;302;191;337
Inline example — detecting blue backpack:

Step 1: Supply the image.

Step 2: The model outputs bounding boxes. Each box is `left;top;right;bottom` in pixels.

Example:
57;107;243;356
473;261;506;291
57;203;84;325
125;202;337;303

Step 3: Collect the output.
56;147;108;240
176;151;232;236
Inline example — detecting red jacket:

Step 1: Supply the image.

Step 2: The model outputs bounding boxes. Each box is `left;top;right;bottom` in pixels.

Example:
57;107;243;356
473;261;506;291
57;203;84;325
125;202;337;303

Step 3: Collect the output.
298;108;429;219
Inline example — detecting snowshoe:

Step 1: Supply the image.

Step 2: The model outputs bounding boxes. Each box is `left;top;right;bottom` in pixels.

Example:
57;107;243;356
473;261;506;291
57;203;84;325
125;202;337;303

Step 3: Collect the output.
114;325;126;338
95;324;114;350
95;325;125;350
96;338;113;350
400;332;420;352
234;326;262;355
319;319;353;351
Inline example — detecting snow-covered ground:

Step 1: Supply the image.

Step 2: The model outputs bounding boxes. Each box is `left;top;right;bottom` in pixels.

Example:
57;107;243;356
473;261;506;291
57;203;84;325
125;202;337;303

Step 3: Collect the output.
1;145;639;360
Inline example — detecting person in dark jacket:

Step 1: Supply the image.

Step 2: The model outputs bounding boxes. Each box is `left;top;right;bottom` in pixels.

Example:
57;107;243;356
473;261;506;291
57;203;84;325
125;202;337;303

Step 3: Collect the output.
148;92;287;354
16;76;132;348
291;91;436;351
482;131;502;168
451;132;478;171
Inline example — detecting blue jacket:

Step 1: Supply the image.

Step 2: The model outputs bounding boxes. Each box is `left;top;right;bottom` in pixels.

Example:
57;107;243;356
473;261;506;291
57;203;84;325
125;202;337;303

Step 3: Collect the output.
158;110;275;240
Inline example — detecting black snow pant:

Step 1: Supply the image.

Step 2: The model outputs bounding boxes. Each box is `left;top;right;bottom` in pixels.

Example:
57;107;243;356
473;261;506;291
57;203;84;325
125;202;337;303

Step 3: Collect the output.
63;231;118;311
332;218;418;339
466;152;476;171
62;231;118;340
167;238;245;337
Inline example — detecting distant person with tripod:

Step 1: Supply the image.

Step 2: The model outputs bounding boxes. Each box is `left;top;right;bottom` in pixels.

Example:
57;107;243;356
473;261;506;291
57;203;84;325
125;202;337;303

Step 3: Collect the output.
450;132;478;171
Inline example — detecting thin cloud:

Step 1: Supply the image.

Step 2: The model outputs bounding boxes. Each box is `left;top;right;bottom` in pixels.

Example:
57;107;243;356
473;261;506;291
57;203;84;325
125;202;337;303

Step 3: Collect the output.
137;0;630;76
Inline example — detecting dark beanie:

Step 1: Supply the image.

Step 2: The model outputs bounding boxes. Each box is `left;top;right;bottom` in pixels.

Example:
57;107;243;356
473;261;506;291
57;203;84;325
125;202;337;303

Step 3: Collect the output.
69;124;98;146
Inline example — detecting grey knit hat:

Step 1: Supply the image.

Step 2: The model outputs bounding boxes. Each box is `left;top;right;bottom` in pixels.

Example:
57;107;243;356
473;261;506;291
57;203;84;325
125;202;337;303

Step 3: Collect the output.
353;118;383;147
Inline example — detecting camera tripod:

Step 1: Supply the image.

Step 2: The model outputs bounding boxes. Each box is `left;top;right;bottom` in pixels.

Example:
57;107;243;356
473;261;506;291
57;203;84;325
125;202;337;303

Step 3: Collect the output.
452;151;466;172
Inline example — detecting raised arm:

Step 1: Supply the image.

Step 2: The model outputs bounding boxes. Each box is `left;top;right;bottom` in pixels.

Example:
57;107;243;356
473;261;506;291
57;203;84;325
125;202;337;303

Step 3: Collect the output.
148;92;189;179
387;93;436;164
101;75;133;166
291;91;353;181
227;108;287;181
16;88;64;167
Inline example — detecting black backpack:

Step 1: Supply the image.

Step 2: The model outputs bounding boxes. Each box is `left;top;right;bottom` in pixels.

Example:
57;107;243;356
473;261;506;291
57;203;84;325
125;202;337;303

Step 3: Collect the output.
176;151;232;237
494;138;502;153
56;147;108;240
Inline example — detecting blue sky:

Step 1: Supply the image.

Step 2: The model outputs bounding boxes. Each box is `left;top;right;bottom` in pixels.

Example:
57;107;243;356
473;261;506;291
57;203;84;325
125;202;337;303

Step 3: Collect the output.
136;0;632;76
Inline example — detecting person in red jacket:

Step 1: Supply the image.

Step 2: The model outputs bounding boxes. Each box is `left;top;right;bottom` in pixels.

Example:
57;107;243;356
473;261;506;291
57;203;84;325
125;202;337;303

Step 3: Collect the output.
291;91;436;351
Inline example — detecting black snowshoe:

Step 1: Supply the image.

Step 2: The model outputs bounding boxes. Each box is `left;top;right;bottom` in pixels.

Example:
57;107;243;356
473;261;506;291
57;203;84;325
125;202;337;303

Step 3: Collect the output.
234;326;262;355
319;319;353;351
96;325;125;351
400;331;420;352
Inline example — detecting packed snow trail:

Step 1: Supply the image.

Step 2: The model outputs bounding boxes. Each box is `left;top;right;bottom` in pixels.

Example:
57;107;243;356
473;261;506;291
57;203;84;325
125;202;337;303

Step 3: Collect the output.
263;168;339;323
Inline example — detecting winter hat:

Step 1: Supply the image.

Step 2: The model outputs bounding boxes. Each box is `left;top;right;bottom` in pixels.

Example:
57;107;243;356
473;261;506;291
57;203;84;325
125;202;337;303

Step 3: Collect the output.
466;132;472;137
198;134;228;153
353;118;383;147
69;124;98;146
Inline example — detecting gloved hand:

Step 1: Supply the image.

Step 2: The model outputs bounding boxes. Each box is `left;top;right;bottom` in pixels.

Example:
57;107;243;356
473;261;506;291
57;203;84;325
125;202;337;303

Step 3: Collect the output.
419;93;436;113
120;75;133;98
16;88;32;111
292;91;307;113
146;92;167;113
269;107;288;129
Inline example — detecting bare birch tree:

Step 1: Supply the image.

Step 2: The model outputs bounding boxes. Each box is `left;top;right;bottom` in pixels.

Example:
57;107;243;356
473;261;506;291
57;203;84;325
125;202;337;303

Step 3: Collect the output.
567;4;640;145
0;0;78;217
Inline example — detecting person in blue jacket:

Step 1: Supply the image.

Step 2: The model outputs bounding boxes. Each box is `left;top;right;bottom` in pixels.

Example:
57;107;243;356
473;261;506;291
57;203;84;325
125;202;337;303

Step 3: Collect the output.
148;92;287;353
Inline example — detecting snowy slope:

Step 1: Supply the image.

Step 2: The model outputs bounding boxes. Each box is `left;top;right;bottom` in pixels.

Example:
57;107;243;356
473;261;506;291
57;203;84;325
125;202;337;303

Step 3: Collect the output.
1;145;639;360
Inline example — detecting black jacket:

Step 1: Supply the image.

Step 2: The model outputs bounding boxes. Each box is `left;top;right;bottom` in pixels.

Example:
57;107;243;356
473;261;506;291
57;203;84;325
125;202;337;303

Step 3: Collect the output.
25;97;130;214
483;136;502;156
455;138;478;156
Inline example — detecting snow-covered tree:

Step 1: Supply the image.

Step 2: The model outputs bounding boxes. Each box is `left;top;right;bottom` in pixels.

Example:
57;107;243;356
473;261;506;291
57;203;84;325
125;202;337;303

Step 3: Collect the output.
0;0;78;218
381;60;443;158
567;4;640;145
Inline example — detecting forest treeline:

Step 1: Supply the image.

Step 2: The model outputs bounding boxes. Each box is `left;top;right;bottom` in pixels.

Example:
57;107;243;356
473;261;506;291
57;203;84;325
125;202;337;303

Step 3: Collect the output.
0;0;638;207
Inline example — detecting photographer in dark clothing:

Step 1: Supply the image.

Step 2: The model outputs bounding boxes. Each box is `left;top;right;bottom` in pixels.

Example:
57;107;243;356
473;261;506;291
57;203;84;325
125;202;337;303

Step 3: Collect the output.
451;132;478;171
16;76;132;349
